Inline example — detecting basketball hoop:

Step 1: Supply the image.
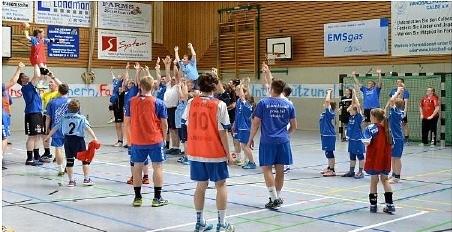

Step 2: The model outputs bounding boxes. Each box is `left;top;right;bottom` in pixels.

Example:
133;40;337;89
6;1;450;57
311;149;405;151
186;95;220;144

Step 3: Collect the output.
266;53;277;65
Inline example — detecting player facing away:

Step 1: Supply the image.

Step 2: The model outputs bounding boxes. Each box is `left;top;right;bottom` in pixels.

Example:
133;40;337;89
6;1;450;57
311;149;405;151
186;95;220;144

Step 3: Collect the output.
126;75;169;207
388;85;406;184
361;108;395;214
319;89;337;177
341;88;365;179
248;79;297;210
182;72;235;232
45;99;98;187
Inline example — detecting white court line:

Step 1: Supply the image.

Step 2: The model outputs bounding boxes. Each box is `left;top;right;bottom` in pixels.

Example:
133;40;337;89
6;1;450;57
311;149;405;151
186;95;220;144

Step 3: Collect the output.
347;211;429;232
146;197;330;232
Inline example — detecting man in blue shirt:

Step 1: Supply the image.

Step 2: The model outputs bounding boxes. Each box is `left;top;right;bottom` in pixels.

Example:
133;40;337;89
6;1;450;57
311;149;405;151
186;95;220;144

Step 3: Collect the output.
385;78;410;145
175;43;199;89
248;79;297;210
352;69;383;126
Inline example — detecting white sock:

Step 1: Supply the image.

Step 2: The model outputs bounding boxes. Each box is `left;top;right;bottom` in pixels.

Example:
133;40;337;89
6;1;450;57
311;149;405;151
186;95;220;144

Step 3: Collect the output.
277;191;281;198
196;210;204;224
236;153;242;161
217;210;226;225
268;186;277;201
180;143;185;152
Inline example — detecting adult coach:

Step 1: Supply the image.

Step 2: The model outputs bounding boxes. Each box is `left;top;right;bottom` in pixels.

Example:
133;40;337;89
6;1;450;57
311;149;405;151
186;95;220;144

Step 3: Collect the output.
182;72;234;231
385;78;410;146
126;75;169;207
248;79;297;210
352;69;383;126
175;43;199;89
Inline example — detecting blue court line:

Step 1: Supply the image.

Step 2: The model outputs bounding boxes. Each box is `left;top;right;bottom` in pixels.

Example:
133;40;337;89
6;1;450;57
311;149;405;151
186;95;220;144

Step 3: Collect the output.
2;188;153;231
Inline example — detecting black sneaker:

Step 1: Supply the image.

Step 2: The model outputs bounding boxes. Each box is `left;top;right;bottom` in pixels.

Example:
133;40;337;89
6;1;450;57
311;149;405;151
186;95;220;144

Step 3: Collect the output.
265;197;283;209
40;67;50;75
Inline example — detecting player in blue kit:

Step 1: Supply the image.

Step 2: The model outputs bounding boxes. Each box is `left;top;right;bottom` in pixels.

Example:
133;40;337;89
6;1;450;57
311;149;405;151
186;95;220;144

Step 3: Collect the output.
248;79;297;209
45;83;71;176
45;99;98;187
385;78;410;146
341;88;365;179
352;69;383;126
387;84;405;184
319;88;337;177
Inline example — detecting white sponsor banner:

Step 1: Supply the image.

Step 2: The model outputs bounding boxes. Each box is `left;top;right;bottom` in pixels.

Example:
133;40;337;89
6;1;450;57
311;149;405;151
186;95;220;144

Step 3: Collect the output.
324;18;389;57
8;84;114;98
34;1;91;27
2;1;33;22
98;29;152;61
391;1;452;56
250;84;341;99
98;1;152;32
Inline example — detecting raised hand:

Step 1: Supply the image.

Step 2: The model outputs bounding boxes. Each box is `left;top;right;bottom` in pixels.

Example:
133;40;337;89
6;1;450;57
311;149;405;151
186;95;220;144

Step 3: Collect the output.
126;62;130;69
156;57;161;64
352;71;356;76
134;62;140;69
188;43;193;49
144;65;149;71
163;56;172;65
174;46;179;52
18;62;25;68
376;68;382;74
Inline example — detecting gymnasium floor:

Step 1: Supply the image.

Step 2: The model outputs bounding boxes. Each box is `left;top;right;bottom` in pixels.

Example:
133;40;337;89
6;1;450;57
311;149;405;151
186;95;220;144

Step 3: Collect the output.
2;127;451;232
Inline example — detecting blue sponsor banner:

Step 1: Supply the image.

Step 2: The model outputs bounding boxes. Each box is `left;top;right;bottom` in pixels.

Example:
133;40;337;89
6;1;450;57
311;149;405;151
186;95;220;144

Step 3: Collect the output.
324;18;389;57
35;1;91;27
47;25;79;58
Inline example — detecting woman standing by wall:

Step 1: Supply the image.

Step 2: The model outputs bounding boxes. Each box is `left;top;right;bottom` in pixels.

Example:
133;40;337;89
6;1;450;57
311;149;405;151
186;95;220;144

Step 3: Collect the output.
419;87;440;147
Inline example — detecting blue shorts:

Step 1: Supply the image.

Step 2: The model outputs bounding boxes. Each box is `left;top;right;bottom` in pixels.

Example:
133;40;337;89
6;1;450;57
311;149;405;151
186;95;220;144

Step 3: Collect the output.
51;137;64;147
321;135;336;151
190;161;229;182
237;130;250;144
131;145;165;163
348;139;365;154
259;141;293;166
391;138;404;158
64;135;86;159
2;125;10;140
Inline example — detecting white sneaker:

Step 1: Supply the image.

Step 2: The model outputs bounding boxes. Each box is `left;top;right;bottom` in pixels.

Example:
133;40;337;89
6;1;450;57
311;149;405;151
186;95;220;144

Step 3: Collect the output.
114;142;123;147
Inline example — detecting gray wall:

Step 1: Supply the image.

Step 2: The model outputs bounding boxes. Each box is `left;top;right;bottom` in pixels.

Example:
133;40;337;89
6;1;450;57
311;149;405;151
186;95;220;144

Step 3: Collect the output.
2;63;451;132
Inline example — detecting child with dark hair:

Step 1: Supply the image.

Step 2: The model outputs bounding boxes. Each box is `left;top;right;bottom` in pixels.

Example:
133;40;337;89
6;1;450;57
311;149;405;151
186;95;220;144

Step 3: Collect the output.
339;88;353;141
319;89;337;177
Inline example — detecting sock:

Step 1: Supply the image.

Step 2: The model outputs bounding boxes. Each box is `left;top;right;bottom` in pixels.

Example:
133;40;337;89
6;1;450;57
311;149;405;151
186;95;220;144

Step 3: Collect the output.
217;210;226;225
143;174;149;179
369;193;378;205
180;143;185;152
330;167;335;172
394;174;401;179
349;166;355;173
58;165;63;171
84;175;90;180
134;187;141;199
276;191;281;198
384;192;393;204
154;186;162;199
268;186;277;201
196;210;204;224
33;149;40;160
405;136;409;141
44;148;51;156
118;140;123;143
359;167;363;173
26;151;33;161
165;141;170;149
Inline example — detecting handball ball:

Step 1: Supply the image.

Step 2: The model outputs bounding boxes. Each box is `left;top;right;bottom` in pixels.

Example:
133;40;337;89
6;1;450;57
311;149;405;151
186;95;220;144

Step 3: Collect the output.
21;22;30;29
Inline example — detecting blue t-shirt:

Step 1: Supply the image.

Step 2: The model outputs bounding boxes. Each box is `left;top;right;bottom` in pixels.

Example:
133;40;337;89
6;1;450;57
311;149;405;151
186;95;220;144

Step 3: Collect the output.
2;106;10;127
46;97;71;138
156;82;167;101
175;100;187;128
234;99;253;130
360;85;381;109
30;37;50;46
22;82;42;114
112;79;123;95
253;97;296;144
55;112;91;138
346;113;364;140
319;107;336;136
178;60;198;81
389;88;410;110
389;106;404;139
124;85;139;110
362;124;379;144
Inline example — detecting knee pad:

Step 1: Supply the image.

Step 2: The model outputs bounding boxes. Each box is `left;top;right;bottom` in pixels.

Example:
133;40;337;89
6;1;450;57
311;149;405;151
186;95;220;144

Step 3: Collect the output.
357;153;365;161
82;161;90;165
325;150;335;159
108;105;114;111
349;153;357;161
66;157;75;167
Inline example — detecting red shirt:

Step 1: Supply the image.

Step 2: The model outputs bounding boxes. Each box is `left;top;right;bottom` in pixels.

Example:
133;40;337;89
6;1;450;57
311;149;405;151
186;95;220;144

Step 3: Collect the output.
30;37;47;66
129;96;164;146
364;124;392;175
419;95;439;119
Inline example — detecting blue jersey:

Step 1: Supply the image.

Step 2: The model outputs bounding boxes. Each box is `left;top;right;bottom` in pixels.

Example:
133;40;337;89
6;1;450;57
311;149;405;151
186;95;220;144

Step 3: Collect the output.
175;100;187;128
319;107;336;136
389;106;404;139
156;82;167;101
234;99;253;130
347;113;364;140
112;79;123;95
389;88;409;110
46;97;71;138
124;85;139;110
360;85;381;109
178;60;199;81
56;112;91;138
2;106;10;127
253;97;296;144
22;82;42;114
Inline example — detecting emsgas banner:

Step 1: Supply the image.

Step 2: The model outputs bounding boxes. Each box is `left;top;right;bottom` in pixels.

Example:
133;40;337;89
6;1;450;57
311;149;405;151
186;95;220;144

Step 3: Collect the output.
8;84;113;98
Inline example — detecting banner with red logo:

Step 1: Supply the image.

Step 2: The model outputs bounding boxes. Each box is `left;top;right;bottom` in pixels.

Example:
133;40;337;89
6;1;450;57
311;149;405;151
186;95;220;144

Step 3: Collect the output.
97;29;152;61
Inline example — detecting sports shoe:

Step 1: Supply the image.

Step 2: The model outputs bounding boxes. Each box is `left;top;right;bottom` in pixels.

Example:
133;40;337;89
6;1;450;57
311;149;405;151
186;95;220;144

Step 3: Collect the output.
264;197;283;209
194;221;214;232
341;171;355;177
133;197;142;207
418;143;427;147
151;198;169;207
216;222;235;232
389;178;401;184
383;204;396;214
39;156;52;163
370;205;377;213
165;148;181;155
235;160;246;166
142;177;150;184
182;156;190;165
242;162;257;169
123;144;129;148
354;172;364;179
39;67;50;75
429;142;436;148
83;178;94;186
283;165;291;174
107;118;115;124
25;160;43;166
57;168;65;176
113;142;123;147
404;141;410;146
2;166;7;170
322;170;336;177
68;181;76;187
35;82;48;89
320;167;330;174
126;176;133;185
